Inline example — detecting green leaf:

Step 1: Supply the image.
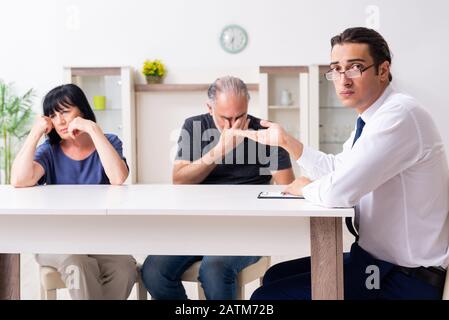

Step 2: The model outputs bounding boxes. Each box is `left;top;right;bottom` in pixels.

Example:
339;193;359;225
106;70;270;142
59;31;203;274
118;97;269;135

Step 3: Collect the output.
0;80;35;184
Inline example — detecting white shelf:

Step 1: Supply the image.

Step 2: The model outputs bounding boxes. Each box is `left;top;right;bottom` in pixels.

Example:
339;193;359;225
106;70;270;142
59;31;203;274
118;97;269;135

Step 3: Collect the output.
268;105;300;110
307;65;360;152
93;108;122;112
320;106;348;110
64;66;136;184
260;66;309;180
135;83;259;92
320;141;346;144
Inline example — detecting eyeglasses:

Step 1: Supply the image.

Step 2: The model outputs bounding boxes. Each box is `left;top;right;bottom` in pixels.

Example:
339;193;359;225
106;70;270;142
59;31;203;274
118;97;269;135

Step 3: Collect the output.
325;64;375;81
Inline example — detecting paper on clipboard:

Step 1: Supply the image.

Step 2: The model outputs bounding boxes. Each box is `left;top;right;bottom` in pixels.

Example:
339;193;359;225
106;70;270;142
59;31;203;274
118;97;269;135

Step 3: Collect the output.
257;191;304;199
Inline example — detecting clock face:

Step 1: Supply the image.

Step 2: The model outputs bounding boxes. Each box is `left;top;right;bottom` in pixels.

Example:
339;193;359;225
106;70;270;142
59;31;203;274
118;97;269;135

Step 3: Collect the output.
220;25;248;54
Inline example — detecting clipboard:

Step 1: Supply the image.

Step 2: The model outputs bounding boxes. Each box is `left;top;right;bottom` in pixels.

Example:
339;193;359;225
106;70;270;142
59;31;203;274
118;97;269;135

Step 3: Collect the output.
257;191;304;199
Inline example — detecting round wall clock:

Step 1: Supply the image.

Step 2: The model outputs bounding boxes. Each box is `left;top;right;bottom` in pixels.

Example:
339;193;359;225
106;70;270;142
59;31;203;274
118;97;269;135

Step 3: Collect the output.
220;24;248;54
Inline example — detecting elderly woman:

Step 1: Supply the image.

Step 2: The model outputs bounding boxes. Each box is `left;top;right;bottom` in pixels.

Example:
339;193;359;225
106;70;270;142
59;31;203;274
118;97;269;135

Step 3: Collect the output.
11;84;136;300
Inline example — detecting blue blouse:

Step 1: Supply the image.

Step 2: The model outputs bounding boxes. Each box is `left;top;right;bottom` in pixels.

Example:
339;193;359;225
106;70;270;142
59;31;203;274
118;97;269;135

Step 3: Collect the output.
34;134;126;185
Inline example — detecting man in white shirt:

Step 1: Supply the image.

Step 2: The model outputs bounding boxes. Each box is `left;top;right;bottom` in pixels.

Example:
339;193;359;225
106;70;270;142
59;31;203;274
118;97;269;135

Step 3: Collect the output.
236;27;449;299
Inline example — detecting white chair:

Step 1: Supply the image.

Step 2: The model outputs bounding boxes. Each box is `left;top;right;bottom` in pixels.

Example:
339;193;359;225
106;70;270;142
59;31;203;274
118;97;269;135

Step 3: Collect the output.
180;256;271;300
442;268;449;300
39;265;147;300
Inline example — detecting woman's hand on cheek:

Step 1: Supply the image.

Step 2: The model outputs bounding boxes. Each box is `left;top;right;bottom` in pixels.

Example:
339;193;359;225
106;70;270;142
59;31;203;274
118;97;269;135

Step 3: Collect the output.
67;117;95;139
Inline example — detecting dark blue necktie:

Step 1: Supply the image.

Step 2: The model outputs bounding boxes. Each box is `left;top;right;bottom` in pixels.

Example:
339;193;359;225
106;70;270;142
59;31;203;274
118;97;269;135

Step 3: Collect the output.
352;117;366;147
346;117;365;241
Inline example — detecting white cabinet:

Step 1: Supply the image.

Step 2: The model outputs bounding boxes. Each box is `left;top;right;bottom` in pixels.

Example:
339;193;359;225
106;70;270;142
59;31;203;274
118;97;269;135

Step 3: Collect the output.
63;66;136;183
260;65;359;178
259;66;310;177
309;65;358;154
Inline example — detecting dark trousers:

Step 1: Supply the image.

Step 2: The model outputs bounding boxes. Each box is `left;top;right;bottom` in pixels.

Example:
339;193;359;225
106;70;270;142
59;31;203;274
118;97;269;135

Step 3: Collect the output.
251;242;443;300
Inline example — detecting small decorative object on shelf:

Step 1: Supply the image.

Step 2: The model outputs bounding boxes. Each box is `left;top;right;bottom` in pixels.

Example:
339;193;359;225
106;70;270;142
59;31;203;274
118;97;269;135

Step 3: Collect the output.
280;89;293;106
142;59;166;84
93;95;106;110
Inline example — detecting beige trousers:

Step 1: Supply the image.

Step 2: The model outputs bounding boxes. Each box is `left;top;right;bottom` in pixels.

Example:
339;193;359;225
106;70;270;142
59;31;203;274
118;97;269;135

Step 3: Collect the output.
35;254;137;300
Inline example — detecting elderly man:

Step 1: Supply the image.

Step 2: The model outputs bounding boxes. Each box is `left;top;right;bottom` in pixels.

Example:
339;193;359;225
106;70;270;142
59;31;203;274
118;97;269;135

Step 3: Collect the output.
141;76;295;300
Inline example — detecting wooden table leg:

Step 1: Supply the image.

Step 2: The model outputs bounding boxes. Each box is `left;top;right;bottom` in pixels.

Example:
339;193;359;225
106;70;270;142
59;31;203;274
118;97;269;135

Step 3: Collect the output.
0;254;20;300
310;217;343;300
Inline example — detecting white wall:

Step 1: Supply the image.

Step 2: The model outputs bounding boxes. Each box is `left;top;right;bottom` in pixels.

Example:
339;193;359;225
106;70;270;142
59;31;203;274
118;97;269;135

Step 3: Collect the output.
1;0;448;299
3;0;448;172
1;0;448;135
2;0;449;175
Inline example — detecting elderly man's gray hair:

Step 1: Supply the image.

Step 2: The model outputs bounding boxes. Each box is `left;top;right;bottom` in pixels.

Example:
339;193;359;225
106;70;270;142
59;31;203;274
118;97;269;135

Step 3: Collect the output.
207;76;251;106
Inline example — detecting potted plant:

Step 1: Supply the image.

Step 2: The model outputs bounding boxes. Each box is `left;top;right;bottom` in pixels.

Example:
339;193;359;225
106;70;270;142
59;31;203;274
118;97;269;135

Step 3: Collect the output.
142;59;166;84
0;80;35;184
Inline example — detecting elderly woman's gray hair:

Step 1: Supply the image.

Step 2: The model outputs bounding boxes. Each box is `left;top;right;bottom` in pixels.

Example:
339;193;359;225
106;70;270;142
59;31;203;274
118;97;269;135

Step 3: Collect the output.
207;76;251;106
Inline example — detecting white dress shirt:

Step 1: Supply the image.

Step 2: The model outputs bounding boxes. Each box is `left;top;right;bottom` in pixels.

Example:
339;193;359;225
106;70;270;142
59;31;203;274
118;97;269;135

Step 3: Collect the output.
299;85;449;268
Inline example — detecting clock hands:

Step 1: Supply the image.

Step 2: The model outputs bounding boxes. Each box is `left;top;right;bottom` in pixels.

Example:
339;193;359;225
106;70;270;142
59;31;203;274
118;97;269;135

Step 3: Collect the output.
220;25;247;53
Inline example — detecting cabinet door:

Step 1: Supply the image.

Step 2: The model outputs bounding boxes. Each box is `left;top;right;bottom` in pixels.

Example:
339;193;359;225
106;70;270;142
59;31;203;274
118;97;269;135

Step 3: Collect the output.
310;65;358;155
66;72;123;139
259;67;310;178
266;73;301;140
63;67;136;183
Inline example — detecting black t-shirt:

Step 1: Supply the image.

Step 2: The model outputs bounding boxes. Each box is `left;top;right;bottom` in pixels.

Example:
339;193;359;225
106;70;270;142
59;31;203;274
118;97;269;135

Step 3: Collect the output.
175;113;292;184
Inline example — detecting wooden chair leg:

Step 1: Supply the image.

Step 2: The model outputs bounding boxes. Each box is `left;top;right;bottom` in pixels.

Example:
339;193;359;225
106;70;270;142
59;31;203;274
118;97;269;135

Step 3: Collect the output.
197;283;206;300
0;254;20;300
442;269;449;300
236;284;245;300
44;289;57;300
136;281;148;300
40;286;46;300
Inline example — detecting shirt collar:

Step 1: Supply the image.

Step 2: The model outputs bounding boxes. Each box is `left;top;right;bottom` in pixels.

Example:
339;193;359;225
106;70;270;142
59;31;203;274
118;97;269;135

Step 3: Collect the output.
359;84;394;124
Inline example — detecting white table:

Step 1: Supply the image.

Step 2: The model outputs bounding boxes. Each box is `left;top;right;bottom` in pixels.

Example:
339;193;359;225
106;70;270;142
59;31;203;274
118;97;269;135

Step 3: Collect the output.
0;184;353;300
